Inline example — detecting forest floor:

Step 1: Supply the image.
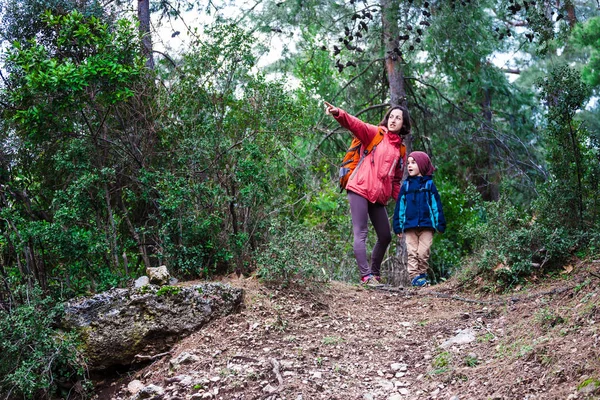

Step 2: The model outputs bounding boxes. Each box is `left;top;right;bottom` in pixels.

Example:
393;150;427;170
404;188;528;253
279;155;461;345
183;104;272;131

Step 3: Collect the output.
96;260;600;400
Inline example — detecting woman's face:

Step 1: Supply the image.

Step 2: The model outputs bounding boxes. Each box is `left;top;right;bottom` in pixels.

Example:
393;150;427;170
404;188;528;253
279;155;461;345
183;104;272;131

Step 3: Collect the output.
387;109;403;133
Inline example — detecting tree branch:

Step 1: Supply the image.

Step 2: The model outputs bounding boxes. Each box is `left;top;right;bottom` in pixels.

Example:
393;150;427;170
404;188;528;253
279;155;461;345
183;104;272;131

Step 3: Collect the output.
501;67;521;74
315;103;389;151
333;58;385;103
152;50;178;69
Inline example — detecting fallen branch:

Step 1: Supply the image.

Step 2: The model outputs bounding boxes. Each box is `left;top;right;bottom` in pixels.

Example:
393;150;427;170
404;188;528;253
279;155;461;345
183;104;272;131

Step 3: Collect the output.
133;351;171;362
261;358;284;399
271;358;284;389
589;271;600;280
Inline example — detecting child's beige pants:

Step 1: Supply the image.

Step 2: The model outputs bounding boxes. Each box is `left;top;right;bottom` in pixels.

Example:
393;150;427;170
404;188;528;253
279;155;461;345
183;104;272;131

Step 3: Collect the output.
405;228;434;278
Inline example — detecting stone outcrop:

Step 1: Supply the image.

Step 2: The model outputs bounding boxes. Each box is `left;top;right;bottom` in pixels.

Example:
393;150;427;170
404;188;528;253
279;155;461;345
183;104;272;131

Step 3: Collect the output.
146;266;170;285
62;282;243;371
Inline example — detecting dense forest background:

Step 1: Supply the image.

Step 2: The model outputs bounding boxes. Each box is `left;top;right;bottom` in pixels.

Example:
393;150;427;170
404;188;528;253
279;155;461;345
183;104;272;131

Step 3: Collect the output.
0;0;599;398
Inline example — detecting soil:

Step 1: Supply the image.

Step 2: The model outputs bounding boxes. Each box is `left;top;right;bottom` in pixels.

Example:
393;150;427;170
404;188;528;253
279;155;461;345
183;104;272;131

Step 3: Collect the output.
95;261;600;400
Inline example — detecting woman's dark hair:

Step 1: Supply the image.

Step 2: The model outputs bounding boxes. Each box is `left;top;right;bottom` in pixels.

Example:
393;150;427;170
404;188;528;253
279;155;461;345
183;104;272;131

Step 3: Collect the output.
379;105;411;136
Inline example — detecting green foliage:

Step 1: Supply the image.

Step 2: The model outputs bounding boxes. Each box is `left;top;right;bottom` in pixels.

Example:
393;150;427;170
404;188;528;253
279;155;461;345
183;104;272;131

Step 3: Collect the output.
429;181;484;282
577;377;600;392
534;308;565;330
256;220;337;287
155;285;181;296
536;66;598;230
6;11;144;140
463;354;479;367
461;196;577;288
0;284;88;399
1;9;149;296
321;336;345;345
151;23;317;278
429;350;452;375
1;0;599;311
0;0;107;44
462;65;599;289
572;16;600;88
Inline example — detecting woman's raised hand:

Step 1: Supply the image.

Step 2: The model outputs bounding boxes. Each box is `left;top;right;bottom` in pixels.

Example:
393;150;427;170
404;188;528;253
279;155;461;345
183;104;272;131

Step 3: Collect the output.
324;101;339;116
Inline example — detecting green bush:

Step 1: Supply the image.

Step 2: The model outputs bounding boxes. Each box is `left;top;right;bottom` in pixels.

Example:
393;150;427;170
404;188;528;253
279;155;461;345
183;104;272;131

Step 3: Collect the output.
460;66;600;290
460;194;588;289
0;284;89;399
256;220;341;287
429;180;484;282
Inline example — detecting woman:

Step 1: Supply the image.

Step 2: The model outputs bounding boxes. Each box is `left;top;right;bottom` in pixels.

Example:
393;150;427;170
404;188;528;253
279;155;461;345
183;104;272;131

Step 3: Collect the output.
325;101;410;285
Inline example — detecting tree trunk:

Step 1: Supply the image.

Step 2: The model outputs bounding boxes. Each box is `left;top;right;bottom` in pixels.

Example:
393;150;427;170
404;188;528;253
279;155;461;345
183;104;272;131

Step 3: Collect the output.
120;200;152;271
138;0;154;69
380;0;406;107
480;87;499;201
564;0;577;29
104;183;121;271
380;0;411;287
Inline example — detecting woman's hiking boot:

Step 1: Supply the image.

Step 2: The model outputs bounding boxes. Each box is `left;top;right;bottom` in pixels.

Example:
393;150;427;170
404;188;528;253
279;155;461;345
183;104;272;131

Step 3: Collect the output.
361;275;383;287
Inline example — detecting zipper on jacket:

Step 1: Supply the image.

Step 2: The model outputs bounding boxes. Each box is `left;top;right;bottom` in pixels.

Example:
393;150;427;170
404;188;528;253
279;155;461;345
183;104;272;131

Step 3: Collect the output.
349;158;364;182
388;159;397;176
370;145;377;165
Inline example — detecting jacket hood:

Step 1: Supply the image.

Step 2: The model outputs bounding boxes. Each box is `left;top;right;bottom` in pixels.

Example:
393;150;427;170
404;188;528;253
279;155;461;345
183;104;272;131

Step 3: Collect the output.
380;126;403;148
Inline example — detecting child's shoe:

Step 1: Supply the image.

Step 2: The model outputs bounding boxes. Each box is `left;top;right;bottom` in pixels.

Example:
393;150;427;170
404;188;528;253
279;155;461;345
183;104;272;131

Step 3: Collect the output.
411;274;428;287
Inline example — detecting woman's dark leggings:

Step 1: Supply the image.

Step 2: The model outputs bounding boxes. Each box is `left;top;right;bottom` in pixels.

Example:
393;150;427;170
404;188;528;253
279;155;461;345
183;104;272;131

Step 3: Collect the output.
347;191;392;278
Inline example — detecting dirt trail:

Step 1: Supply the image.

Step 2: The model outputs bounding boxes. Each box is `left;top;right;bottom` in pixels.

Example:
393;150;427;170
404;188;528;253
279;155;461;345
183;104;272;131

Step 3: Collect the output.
98;263;600;400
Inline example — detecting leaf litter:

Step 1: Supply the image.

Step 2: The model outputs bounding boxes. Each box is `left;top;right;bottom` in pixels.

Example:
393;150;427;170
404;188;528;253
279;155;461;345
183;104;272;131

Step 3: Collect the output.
95;262;600;400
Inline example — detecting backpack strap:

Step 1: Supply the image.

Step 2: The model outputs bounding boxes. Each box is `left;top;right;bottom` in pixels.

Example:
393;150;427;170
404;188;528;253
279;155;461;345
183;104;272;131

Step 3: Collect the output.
425;180;440;231
397;180;409;232
363;128;385;155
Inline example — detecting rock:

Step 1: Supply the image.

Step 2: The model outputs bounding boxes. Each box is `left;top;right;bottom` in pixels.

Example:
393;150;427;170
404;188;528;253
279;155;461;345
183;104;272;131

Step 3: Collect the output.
390;363;407;372
388;395;403;400
147;266;170;285
170;354;199;371
127;380;145;395
449;396;460;400
578;379;599;394
134;276;150;288
440;328;476;348
132;384;164;400
62;282;243;371
376;379;394;391
262;384;278;393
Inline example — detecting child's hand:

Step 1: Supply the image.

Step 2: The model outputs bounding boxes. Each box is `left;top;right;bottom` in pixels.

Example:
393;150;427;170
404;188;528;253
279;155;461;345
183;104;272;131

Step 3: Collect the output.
324;101;339;116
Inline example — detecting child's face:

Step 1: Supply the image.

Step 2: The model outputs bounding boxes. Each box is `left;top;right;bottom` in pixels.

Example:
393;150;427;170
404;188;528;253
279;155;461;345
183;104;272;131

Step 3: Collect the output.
407;157;421;177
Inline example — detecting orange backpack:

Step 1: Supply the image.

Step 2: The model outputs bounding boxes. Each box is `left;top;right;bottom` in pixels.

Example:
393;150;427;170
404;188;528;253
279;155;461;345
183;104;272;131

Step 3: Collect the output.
339;130;385;192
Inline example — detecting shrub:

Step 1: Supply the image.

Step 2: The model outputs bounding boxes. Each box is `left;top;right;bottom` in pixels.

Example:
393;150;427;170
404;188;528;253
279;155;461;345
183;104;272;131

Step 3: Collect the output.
0;284;89;399
429;181;484;282
256;219;341;287
459;194;584;289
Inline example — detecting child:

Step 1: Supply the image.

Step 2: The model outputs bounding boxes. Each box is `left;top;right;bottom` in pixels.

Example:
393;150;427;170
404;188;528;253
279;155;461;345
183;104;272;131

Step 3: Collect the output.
392;151;446;287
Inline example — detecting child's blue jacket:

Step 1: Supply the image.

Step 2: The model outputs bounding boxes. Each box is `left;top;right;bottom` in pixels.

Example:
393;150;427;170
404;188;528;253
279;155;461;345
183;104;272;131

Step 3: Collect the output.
392;175;446;234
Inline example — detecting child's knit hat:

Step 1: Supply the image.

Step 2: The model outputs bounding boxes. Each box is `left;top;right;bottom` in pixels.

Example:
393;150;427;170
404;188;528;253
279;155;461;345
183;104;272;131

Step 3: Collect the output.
408;151;435;176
